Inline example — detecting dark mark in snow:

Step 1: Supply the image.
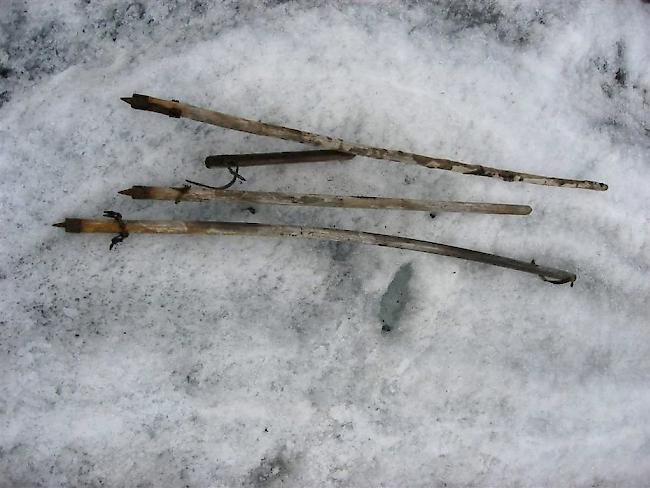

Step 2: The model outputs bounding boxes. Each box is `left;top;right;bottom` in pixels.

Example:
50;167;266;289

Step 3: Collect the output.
248;452;290;487
0;91;10;107
329;241;355;262
379;262;413;333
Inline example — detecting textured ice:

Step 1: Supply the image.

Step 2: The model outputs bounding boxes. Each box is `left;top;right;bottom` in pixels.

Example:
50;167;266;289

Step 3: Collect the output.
1;1;650;486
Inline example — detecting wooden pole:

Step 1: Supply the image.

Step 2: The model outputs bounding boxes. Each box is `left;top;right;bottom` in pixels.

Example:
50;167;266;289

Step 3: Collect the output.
205;150;354;167
53;218;576;284
119;186;533;215
121;94;607;191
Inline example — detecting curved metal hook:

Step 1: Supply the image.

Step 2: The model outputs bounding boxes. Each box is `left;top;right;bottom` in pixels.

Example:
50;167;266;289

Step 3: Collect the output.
540;275;575;286
531;259;575;286
186;166;245;191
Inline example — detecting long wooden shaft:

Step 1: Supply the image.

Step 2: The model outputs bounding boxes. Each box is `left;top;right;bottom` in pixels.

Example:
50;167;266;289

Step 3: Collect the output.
119;186;532;215
205;150;354;167
121;94;607;191
53;218;575;284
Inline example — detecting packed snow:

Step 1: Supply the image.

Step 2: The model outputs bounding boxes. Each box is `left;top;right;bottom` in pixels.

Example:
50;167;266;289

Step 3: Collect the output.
1;1;649;486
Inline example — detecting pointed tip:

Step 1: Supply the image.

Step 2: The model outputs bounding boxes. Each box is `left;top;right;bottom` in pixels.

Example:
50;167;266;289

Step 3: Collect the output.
120;96;133;105
53;222;65;228
119;186;148;199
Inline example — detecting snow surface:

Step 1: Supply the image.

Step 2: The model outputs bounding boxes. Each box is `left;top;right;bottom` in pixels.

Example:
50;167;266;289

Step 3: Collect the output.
1;1;650;486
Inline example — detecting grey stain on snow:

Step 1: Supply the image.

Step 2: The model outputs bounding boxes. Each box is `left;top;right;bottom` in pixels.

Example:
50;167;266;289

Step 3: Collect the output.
597;40;628;98
169;362;205;395
406;0;553;46
0;1;241;94
580;348;613;382
590;38;649;140
0;90;10;108
329;241;356;262
248;451;291;487
379;262;413;332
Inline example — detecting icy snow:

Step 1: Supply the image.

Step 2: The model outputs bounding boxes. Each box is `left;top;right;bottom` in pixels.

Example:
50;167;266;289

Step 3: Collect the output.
1;1;650;486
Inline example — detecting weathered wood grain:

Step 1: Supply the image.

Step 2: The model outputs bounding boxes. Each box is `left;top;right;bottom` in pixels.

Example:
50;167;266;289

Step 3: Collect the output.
53;218;576;284
119;186;532;215
121;94;607;191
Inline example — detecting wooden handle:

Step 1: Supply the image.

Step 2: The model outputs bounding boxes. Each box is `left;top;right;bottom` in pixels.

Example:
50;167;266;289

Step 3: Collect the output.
205;150;354;167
